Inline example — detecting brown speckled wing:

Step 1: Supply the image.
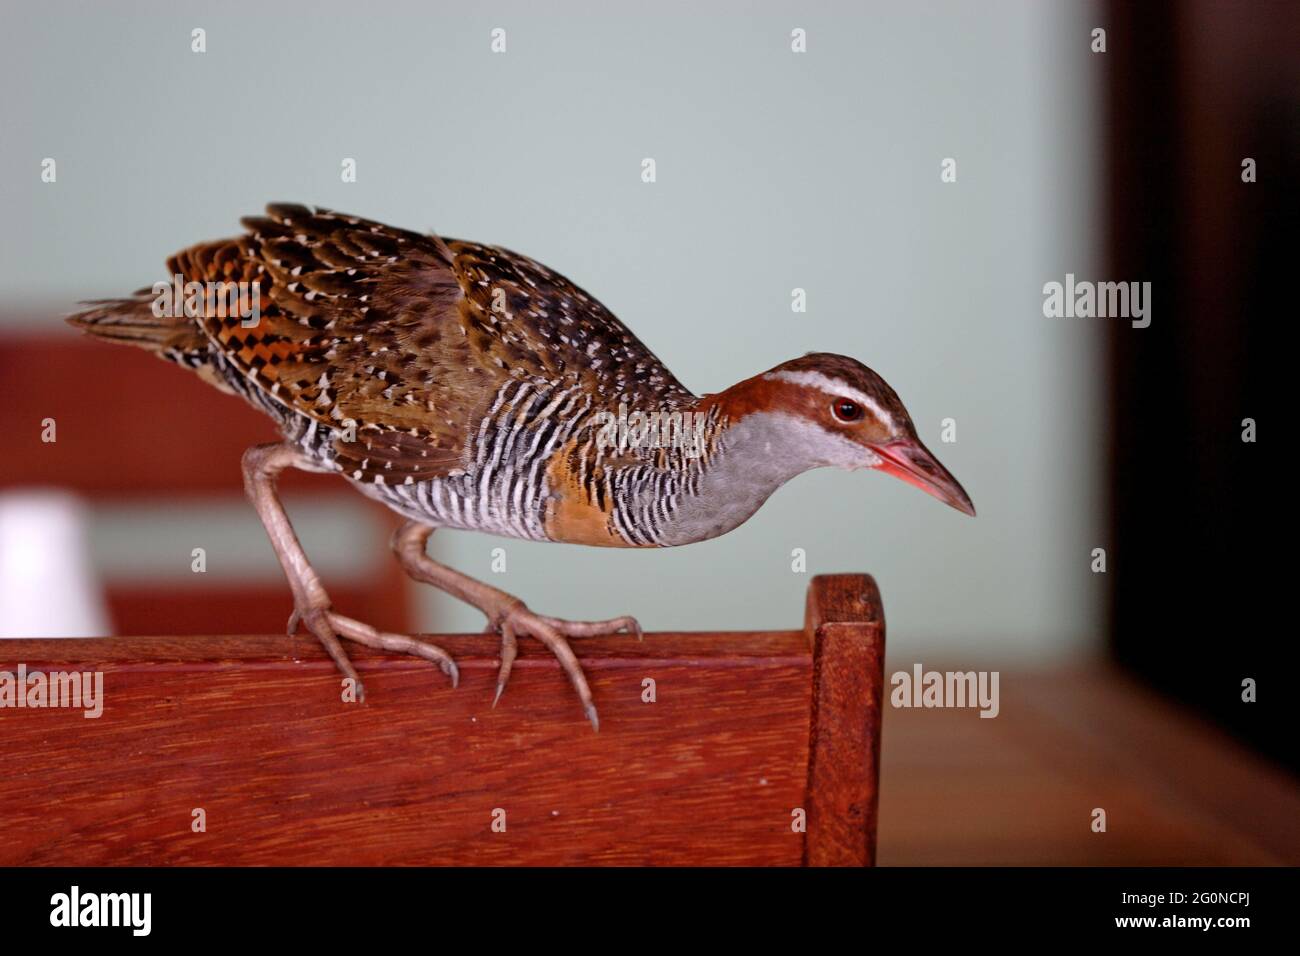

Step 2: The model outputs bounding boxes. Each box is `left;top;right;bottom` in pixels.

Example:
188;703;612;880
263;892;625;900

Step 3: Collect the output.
178;203;691;483
445;239;694;410
173;204;478;481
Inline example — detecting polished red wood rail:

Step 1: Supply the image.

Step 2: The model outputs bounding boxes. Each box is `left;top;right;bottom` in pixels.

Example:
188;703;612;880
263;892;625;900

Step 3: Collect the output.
0;574;884;866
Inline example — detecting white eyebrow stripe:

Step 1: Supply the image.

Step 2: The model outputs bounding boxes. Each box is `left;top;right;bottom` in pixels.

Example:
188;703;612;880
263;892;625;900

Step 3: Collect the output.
764;369;895;429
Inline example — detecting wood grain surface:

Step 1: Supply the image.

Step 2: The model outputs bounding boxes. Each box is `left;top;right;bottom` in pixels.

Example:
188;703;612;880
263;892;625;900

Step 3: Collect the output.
2;578;1293;865
803;574;884;866
0;574;887;866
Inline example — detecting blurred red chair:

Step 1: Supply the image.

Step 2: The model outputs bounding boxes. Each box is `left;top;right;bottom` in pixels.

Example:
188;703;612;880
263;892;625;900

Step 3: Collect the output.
0;330;412;636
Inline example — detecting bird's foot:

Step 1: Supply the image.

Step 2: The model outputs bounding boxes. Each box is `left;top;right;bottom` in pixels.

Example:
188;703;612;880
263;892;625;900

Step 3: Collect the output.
288;603;459;701
482;603;641;732
535;613;643;641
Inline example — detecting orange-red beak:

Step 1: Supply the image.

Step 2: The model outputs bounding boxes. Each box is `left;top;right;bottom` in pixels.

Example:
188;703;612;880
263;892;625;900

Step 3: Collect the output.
871;438;976;517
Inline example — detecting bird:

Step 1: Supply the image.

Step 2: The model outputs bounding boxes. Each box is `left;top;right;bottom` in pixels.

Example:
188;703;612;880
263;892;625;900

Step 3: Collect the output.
68;203;974;730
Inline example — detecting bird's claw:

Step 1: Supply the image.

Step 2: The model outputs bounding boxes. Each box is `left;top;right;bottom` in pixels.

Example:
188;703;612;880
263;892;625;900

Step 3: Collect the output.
291;602;459;693
487;605;604;732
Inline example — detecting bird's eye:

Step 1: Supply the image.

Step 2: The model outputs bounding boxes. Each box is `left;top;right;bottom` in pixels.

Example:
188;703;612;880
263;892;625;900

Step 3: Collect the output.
833;399;863;423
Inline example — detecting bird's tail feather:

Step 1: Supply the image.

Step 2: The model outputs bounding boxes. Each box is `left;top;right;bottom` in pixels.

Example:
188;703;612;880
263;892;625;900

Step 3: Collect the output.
66;294;208;363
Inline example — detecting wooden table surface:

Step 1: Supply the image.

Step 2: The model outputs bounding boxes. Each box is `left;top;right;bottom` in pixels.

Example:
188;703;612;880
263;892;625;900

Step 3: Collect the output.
877;664;1300;866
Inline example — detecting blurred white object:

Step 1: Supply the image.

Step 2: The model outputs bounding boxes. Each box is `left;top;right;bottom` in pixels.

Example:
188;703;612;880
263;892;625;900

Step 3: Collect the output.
0;490;111;637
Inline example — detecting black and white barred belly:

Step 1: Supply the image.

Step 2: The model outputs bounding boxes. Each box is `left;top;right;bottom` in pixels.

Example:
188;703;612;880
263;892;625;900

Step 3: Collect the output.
355;380;597;539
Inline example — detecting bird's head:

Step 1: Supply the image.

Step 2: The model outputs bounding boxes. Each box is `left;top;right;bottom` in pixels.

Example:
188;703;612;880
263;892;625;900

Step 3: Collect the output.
703;353;975;516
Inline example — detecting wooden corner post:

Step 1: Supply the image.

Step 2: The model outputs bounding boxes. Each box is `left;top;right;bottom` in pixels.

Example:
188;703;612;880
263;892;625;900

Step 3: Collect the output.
802;573;886;866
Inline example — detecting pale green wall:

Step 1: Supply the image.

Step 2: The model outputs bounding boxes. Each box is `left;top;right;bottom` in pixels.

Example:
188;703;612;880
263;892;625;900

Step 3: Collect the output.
0;0;1103;661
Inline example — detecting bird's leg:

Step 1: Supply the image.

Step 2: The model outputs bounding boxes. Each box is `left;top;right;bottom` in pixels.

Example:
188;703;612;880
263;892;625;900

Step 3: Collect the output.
242;443;458;699
392;521;639;730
